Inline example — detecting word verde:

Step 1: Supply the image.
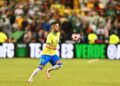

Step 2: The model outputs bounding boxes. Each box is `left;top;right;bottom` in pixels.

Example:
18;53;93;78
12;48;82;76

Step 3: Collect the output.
75;44;106;59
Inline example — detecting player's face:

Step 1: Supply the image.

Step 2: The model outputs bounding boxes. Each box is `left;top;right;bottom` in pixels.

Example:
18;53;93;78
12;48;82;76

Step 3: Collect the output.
54;24;60;32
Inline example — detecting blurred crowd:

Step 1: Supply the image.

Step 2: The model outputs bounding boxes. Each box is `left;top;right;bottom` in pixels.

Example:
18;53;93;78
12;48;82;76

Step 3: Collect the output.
0;0;120;44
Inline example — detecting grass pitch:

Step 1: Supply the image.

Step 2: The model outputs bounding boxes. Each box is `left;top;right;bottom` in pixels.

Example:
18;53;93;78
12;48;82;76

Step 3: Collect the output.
0;58;120;86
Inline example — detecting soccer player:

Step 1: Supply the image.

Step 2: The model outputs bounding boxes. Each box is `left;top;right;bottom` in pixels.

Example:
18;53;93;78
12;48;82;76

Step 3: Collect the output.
28;22;63;83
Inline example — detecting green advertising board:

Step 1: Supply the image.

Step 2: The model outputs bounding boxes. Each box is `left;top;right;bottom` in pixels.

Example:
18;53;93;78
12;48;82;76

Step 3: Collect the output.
16;44;28;57
75;44;106;59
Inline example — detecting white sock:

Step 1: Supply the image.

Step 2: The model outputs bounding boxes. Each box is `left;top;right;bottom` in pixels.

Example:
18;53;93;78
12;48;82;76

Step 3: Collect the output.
29;67;42;79
49;63;63;71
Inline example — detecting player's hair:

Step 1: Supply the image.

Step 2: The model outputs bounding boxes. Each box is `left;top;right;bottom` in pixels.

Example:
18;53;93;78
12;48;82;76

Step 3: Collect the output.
51;21;60;31
51;21;60;26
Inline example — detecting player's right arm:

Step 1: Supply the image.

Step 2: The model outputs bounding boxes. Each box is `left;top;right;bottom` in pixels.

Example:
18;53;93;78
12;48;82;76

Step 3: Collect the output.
46;34;56;50
46;44;56;50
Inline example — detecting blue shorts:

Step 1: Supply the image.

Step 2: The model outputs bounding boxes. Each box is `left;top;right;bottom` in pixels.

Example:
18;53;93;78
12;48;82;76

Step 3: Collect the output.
40;55;60;66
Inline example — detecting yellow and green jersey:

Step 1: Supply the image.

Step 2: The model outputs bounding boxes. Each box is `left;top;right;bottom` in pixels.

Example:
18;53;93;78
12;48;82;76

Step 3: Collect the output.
42;32;60;56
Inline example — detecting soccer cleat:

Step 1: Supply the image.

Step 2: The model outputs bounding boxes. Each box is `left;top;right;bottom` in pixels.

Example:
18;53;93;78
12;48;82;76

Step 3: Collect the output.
28;77;33;83
46;69;51;79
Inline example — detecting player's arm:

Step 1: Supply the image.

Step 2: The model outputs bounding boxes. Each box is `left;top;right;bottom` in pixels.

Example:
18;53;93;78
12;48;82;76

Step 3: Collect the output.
46;43;56;50
46;34;56;50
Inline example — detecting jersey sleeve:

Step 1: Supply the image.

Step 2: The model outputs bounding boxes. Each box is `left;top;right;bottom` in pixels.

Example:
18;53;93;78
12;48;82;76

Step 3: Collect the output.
46;34;52;44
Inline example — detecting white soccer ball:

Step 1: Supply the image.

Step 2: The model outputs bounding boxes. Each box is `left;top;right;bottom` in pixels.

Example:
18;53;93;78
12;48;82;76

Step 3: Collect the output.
72;34;81;42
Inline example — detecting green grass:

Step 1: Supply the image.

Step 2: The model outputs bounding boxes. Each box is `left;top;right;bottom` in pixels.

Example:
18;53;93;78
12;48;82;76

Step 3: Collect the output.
0;58;120;86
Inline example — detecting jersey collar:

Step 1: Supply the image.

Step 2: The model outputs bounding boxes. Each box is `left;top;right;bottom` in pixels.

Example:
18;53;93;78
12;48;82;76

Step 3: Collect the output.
52;32;57;35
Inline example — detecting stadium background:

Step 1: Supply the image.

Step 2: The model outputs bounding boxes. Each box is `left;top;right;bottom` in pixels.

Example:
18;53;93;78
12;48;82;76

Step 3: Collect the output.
0;0;120;59
0;0;120;86
0;0;120;44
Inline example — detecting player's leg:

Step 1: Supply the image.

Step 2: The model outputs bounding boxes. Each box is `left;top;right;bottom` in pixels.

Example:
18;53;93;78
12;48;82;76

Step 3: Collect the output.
28;65;44;83
46;55;63;79
28;55;50;83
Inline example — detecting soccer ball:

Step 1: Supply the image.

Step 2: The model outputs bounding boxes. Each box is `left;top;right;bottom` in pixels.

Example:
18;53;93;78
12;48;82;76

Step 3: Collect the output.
72;34;81;42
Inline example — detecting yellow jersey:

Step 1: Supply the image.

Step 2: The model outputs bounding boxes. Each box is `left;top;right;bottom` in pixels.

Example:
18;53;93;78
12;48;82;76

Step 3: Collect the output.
88;33;97;44
0;32;7;43
109;34;119;44
42;32;60;56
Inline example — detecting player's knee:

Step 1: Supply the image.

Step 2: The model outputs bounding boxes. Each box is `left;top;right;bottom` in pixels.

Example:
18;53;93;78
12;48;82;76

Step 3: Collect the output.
52;63;63;70
57;63;63;67
38;65;44;70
